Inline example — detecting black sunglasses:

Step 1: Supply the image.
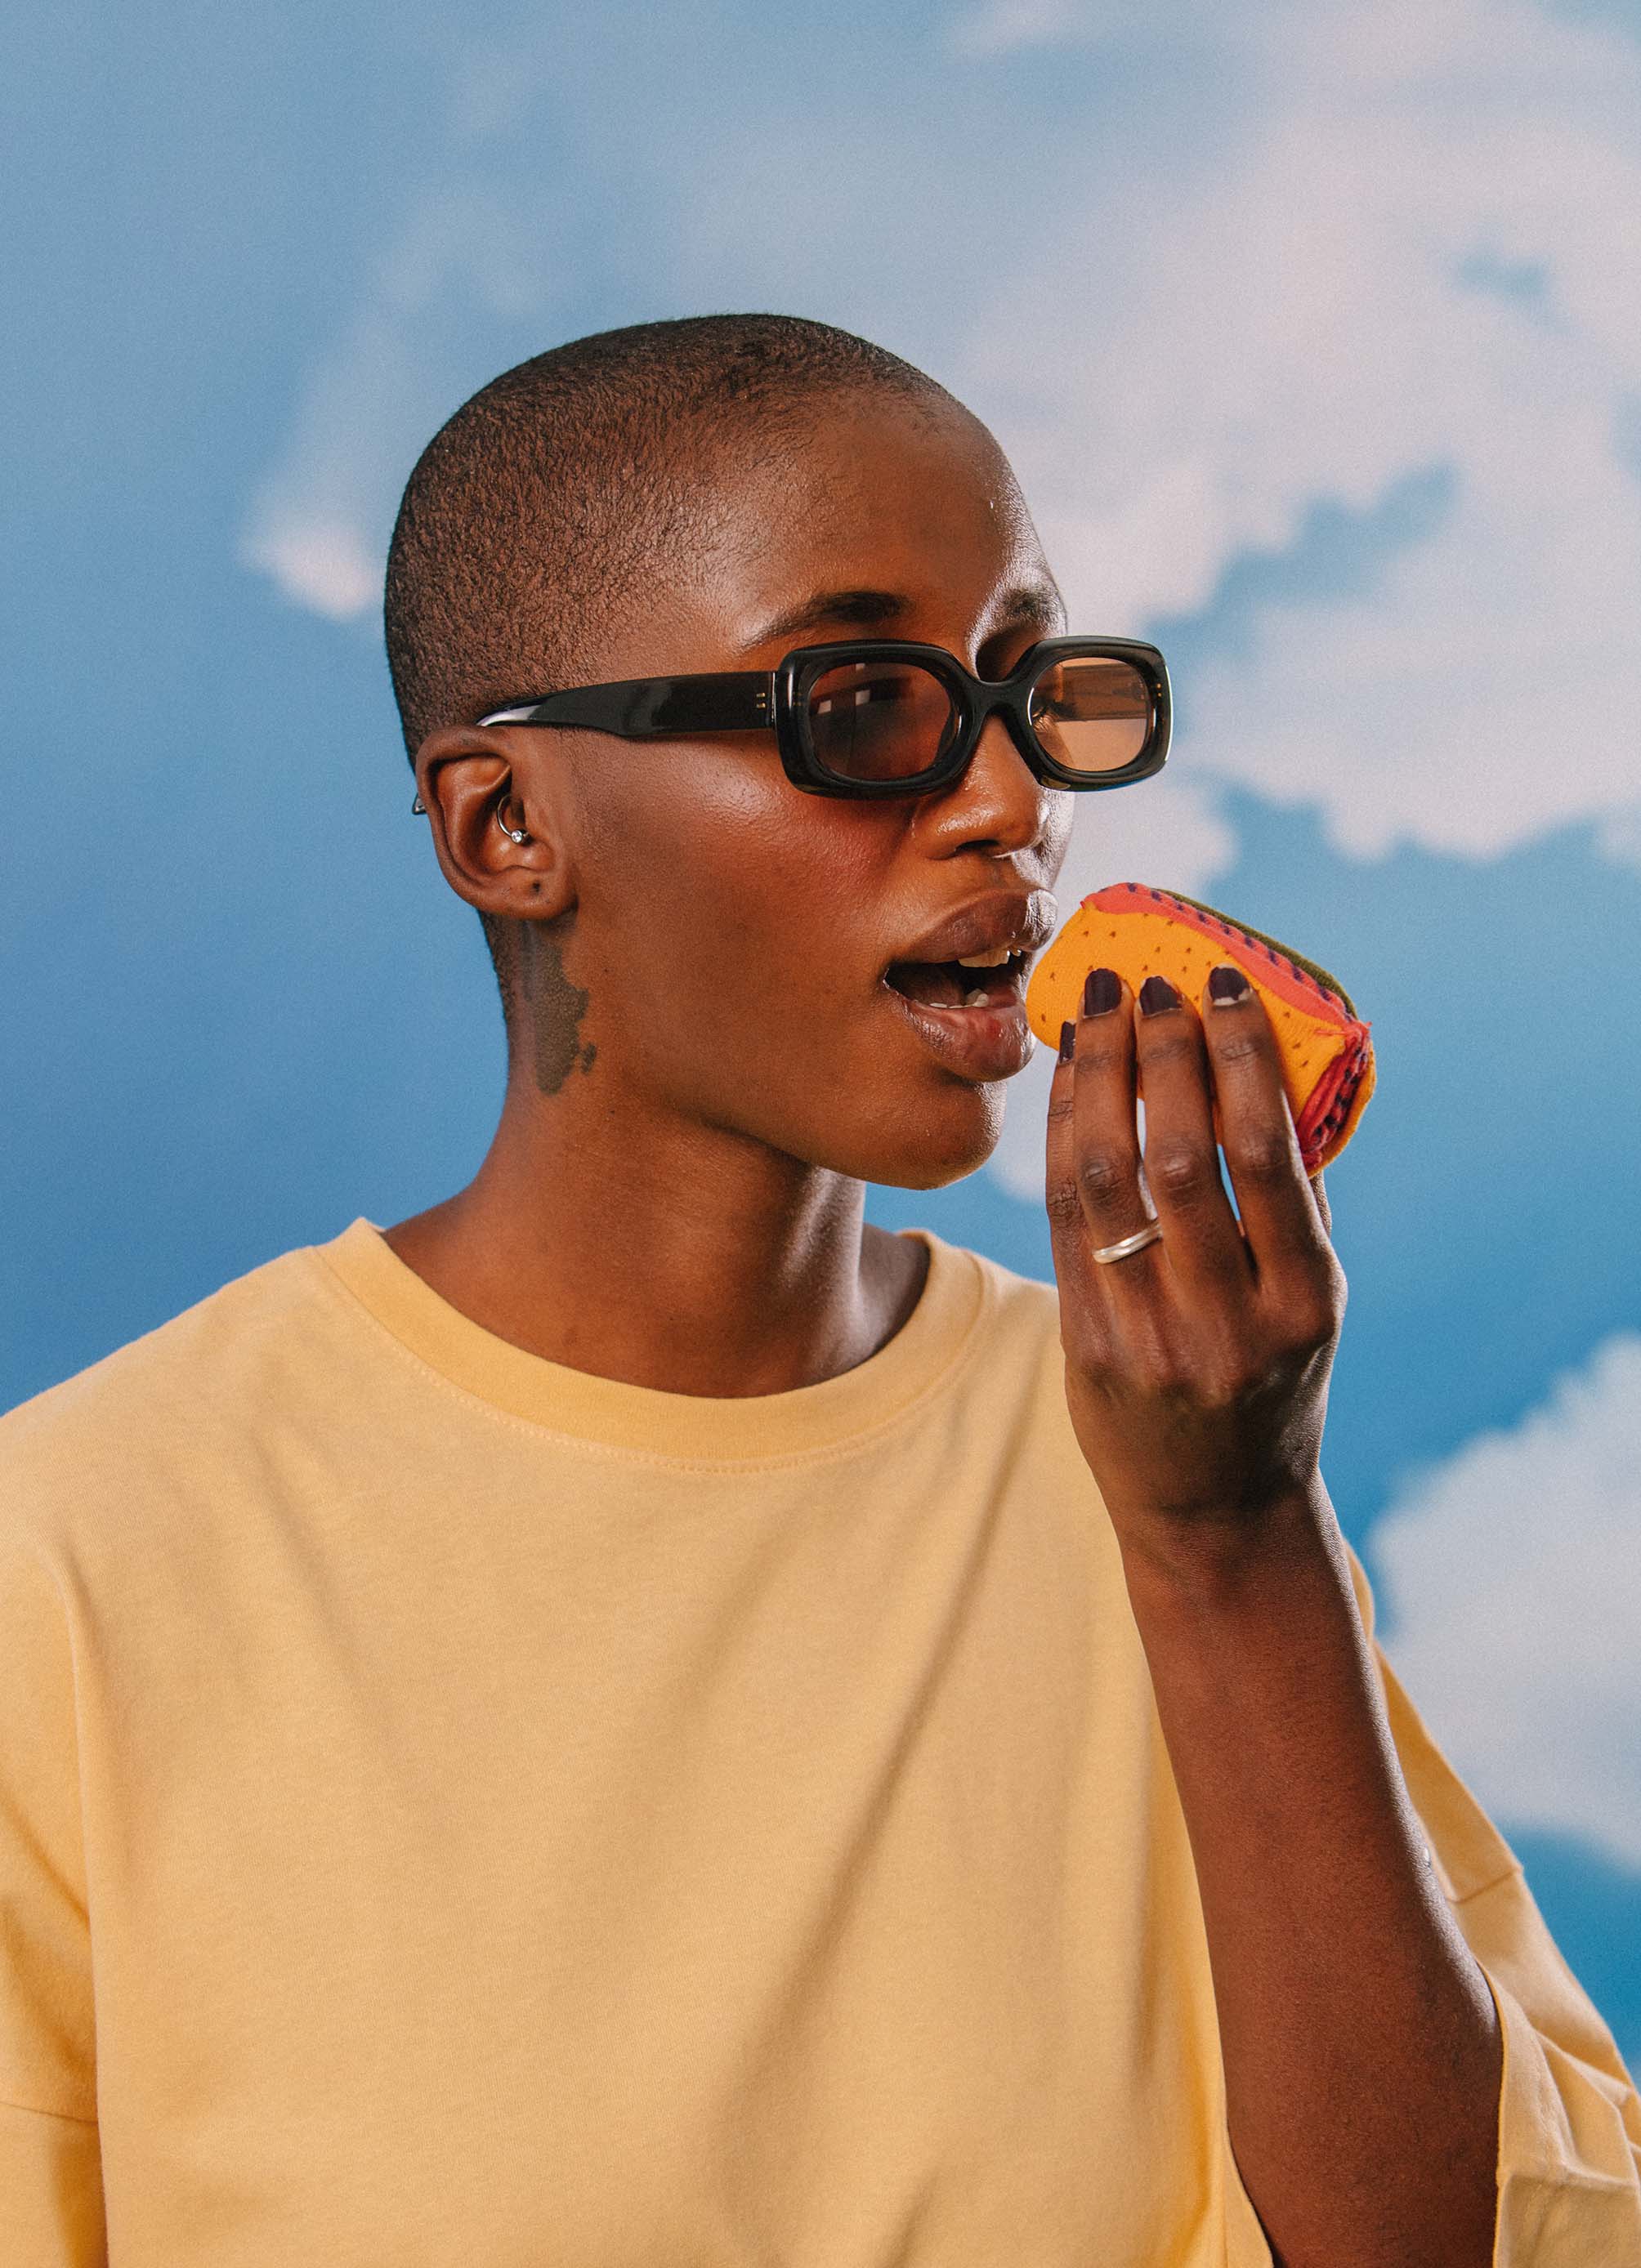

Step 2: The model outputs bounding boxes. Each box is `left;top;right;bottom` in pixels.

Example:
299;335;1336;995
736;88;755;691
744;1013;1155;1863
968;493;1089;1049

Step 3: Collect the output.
411;636;1170;807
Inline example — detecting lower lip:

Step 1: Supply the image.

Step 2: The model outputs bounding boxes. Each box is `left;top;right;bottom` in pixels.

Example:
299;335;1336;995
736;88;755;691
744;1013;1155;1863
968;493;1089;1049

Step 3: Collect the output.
880;980;1036;1080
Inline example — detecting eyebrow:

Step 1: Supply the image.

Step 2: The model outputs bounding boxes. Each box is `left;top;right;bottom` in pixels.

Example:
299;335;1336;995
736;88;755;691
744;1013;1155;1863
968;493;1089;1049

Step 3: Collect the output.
740;579;1066;652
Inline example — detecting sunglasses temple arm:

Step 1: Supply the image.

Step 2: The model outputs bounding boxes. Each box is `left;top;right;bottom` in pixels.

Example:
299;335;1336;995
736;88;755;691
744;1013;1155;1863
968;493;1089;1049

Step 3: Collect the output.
480;672;776;737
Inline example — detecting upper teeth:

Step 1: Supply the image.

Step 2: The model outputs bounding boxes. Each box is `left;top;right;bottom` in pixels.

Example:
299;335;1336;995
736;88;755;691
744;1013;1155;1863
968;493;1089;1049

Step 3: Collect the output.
955;946;1014;967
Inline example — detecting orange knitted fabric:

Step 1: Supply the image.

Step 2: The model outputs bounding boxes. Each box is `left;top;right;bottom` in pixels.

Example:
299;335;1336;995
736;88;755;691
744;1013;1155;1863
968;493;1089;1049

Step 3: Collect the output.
1026;882;1375;1172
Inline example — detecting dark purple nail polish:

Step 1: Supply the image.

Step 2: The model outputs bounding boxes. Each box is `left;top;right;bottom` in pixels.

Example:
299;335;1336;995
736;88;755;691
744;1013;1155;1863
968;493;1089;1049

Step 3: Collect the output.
1083;966;1120;1016
1057;1019;1076;1062
1209;963;1250;1004
1138;974;1180;1016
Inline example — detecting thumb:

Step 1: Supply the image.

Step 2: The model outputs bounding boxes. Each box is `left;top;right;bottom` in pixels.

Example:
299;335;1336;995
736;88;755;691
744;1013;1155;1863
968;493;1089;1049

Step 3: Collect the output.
1308;1167;1333;1237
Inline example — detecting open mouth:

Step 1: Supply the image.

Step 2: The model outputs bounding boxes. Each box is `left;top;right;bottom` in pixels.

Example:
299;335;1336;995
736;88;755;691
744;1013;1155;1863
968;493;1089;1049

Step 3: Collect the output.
882;949;1029;1011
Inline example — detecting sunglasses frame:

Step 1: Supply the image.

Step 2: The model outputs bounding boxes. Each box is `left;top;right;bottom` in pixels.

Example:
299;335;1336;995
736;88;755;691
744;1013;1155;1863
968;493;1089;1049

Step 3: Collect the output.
441;634;1170;805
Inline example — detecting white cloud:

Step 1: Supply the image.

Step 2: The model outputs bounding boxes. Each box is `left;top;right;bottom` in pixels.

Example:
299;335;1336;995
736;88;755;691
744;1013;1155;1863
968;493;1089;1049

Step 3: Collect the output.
238;186;563;623
945;0;1240;56
959;0;1641;866
1369;1331;1641;1874
239;307;434;623
945;0;1088;59
1597;799;1641;873
241;516;379;622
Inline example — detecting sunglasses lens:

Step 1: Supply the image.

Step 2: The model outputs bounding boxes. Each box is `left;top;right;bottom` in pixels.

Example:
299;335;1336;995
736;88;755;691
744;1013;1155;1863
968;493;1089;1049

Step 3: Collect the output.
806;659;960;783
1028;657;1154;774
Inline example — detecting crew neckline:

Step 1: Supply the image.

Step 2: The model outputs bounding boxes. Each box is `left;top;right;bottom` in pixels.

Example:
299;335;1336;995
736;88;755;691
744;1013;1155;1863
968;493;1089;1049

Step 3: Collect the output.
310;1217;988;1464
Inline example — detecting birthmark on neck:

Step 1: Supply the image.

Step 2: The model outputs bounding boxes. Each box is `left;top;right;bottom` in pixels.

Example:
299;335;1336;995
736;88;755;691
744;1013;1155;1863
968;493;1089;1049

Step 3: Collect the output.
525;923;597;1096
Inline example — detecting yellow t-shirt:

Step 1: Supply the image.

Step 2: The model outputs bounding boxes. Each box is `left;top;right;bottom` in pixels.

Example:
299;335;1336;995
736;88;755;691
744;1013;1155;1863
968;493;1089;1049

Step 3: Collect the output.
2;1219;1637;2266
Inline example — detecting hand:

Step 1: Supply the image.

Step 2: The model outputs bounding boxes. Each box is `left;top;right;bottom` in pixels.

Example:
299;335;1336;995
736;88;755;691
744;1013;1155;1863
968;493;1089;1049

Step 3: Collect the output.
1044;964;1347;1553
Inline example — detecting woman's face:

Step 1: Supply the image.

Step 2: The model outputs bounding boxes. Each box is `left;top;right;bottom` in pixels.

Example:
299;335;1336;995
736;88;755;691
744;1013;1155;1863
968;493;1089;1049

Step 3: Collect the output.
509;395;1078;1190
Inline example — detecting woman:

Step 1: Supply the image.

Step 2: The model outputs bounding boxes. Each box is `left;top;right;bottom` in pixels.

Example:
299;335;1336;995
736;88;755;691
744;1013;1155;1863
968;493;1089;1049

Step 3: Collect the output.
2;313;1635;2265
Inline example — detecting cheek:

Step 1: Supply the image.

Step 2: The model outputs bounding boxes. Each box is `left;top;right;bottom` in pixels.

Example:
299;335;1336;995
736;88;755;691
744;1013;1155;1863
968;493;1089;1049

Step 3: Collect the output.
588;766;892;1007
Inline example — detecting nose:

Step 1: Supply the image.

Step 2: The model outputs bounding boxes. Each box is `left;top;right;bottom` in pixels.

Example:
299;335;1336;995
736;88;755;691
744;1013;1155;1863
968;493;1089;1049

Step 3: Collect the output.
927;707;1058;855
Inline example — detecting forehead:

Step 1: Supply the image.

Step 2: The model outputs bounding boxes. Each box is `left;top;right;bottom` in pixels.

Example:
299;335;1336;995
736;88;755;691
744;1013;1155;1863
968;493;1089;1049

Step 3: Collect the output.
687;395;1060;659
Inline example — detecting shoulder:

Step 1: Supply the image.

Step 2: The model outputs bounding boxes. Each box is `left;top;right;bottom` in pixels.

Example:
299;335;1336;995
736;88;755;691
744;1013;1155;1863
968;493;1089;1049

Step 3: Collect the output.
917;1227;1063;1377
0;1234;348;1559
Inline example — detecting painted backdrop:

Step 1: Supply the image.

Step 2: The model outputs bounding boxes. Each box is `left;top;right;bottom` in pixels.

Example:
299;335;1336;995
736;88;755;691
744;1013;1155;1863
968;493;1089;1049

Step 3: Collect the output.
5;0;1639;2070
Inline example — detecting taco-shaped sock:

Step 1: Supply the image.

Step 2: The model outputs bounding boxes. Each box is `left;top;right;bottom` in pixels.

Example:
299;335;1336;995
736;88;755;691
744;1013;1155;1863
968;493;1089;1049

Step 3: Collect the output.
1026;882;1375;1172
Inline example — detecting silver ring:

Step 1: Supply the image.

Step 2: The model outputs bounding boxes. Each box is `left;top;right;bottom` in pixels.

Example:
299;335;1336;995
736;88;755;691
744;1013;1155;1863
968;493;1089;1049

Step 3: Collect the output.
1091;1215;1164;1265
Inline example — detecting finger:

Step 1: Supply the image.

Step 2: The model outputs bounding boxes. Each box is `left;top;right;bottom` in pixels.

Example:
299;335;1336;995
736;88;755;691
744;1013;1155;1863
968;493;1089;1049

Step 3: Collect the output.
1062;970;1166;1275
1129;972;1254;1299
1197;965;1334;1285
1309;1167;1332;1238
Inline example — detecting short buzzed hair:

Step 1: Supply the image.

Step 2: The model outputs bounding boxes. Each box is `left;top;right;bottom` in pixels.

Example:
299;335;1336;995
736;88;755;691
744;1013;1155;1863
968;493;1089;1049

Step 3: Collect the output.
383;313;960;1023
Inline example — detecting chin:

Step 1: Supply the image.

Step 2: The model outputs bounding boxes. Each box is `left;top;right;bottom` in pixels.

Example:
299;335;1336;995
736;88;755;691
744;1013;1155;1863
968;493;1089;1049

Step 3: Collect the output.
826;1082;1008;1192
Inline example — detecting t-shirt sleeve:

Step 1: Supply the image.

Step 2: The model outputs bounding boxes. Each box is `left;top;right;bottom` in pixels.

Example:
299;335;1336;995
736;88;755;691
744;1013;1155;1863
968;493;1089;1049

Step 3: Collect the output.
1341;1537;1641;2262
0;1508;106;2265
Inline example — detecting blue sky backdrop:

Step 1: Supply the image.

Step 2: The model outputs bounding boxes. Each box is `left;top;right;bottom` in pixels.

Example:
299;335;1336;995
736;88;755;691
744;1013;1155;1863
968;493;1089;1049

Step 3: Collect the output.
5;0;1639;2069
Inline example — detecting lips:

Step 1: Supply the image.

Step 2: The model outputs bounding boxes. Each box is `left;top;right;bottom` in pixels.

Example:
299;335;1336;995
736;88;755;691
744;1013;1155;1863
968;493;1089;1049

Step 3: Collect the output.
884;889;1059;975
879;979;1036;1080
875;889;1057;1081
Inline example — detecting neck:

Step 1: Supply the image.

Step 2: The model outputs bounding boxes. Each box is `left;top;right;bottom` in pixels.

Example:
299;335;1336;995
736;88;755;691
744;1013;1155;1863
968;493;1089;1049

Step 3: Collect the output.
380;1067;929;1399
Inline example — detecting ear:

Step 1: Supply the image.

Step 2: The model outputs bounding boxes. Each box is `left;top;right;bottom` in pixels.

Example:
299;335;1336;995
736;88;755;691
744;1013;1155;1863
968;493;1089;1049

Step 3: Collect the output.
412;725;576;924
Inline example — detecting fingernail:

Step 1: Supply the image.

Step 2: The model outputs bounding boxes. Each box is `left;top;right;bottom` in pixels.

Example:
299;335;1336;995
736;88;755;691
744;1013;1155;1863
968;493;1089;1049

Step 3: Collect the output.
1208;963;1250;1005
1138;974;1179;1016
1082;966;1120;1016
1057;1019;1076;1062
